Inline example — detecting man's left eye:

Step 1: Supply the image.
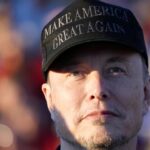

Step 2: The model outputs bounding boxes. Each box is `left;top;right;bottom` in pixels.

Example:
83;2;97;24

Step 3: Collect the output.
107;67;126;76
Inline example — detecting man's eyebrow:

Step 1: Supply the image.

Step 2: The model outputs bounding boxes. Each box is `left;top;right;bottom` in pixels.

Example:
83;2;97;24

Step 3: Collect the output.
61;60;85;69
106;56;128;64
51;59;83;70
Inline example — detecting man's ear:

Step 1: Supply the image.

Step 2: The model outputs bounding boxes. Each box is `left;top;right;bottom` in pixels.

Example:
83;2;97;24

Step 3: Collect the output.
41;83;53;110
143;76;150;115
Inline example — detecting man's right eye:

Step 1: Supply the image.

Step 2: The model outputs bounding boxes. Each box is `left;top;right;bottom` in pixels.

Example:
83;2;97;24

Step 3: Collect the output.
72;70;85;76
68;69;87;80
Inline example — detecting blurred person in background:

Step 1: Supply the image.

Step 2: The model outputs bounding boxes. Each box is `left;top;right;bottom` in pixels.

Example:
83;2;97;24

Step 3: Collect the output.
0;1;39;149
0;0;23;78
0;0;59;150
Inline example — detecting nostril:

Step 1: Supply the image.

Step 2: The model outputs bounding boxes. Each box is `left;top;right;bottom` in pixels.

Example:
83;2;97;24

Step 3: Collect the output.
90;95;95;99
90;92;108;100
102;93;108;99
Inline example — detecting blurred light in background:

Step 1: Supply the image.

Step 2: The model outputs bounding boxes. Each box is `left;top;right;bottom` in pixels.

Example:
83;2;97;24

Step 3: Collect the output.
0;124;14;148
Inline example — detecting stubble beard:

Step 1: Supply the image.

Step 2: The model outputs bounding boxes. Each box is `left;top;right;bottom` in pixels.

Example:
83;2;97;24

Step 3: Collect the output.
57;120;140;150
76;119;142;150
77;133;128;150
53;109;141;150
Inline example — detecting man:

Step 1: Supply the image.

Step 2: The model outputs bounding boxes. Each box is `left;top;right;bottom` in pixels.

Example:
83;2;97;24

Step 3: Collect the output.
41;0;150;150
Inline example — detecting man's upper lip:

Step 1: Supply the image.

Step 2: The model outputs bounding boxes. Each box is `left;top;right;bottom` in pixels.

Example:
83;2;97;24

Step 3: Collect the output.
83;110;118;119
100;110;118;116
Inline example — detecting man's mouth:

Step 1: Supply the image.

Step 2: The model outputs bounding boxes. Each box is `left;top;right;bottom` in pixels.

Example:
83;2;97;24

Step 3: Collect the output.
82;110;119;120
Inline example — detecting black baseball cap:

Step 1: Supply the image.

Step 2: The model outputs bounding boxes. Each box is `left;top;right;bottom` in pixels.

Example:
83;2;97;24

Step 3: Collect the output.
41;0;148;77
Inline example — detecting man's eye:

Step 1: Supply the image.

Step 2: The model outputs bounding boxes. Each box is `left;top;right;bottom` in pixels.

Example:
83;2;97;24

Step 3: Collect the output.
69;70;86;79
107;67;126;76
72;70;84;76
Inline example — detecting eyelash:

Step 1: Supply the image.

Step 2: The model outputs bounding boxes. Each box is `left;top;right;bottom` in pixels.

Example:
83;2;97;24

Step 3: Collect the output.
106;67;126;76
70;70;86;79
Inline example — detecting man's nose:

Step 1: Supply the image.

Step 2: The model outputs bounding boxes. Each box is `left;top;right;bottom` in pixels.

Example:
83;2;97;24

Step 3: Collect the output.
86;71;110;101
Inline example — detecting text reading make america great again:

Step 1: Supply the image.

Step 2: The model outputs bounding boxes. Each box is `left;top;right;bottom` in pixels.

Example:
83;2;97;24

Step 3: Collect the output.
43;5;129;50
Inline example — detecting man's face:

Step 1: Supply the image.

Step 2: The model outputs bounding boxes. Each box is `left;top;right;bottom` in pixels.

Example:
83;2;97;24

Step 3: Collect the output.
42;43;149;149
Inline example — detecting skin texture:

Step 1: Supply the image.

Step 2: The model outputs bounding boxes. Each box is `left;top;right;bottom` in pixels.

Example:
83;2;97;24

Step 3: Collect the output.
42;43;150;150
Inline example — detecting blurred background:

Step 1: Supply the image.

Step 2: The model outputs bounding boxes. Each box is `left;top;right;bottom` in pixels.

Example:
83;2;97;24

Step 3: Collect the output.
0;0;150;150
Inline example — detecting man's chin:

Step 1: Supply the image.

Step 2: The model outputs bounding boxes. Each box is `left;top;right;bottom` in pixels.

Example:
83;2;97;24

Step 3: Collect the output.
77;121;115;139
74;124;130;150
77;132;128;150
